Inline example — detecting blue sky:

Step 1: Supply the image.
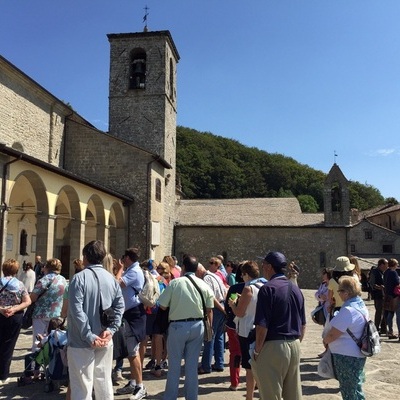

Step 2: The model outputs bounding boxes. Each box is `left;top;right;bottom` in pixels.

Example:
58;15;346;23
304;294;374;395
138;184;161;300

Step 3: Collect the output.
1;1;400;201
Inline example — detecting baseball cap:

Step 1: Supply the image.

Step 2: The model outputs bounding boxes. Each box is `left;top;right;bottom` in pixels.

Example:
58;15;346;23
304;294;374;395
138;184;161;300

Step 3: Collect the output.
263;251;287;269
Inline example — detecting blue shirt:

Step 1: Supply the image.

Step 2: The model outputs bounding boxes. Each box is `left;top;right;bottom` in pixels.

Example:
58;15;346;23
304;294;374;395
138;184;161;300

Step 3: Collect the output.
255;275;306;340
121;262;145;310
67;265;124;348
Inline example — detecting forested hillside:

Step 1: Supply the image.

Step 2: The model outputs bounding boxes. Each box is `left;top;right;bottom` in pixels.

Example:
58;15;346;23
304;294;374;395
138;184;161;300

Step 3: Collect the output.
176;126;387;212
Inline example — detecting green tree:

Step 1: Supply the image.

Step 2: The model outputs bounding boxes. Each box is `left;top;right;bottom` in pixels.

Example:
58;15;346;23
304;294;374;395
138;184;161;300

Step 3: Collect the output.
176;126;388;212
298;195;319;213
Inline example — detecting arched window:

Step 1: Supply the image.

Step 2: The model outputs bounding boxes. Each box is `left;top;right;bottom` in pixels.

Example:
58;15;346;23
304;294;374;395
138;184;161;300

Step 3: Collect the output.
20;229;28;255
331;182;342;212
129;49;146;90
155;179;162;202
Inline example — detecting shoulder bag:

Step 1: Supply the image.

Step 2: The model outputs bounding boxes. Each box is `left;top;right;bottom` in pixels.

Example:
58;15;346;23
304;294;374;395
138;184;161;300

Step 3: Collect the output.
311;304;326;325
185;274;213;342
22;277;55;329
88;268;116;328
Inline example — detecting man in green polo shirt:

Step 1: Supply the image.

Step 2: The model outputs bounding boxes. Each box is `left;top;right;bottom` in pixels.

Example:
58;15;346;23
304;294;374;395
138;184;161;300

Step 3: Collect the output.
159;255;214;400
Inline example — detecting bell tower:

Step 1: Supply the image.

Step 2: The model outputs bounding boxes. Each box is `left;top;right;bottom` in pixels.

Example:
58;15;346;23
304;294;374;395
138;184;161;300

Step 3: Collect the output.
324;163;351;226
107;30;179;168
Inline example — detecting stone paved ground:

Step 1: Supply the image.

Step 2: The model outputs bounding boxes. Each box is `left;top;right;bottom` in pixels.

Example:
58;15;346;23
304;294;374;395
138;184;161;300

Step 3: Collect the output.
1;289;399;399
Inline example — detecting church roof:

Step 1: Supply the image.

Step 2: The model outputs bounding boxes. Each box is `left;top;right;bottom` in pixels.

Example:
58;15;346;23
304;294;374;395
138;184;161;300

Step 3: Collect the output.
368;204;400;217
175;198;324;227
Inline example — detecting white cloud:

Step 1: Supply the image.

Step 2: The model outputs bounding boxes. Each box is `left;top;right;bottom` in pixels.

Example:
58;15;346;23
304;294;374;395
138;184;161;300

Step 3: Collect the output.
369;148;397;157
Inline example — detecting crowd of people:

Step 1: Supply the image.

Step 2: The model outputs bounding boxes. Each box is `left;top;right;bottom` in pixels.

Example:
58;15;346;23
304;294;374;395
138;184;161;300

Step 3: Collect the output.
3;246;399;399
0;245;308;400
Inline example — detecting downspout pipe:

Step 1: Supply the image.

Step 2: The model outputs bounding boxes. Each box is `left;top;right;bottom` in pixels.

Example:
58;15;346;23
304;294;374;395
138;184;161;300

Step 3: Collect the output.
0;155;22;264
146;158;157;258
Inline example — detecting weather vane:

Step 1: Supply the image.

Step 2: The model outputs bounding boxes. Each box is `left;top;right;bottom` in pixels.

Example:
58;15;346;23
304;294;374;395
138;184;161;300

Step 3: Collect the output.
334;150;338;164
143;5;149;31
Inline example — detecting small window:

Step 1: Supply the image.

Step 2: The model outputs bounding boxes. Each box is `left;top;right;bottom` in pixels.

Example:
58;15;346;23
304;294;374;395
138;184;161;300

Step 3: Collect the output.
155;179;161;202
364;230;372;240
319;252;326;268
350;244;356;253
19;229;28;255
129;50;146;90
382;244;393;253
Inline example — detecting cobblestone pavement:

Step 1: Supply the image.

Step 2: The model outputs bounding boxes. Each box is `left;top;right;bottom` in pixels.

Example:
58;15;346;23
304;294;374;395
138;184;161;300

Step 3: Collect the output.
0;289;398;399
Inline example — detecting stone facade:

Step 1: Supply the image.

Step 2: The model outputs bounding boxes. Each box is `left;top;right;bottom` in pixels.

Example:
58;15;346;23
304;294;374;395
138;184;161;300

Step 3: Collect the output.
0;55;67;165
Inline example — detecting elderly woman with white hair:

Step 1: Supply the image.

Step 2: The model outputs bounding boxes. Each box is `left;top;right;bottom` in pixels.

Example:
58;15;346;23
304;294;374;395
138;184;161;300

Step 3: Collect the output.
323;276;369;400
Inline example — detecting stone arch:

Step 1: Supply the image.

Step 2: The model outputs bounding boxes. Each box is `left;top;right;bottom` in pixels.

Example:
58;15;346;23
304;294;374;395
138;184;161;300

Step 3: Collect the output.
54;185;82;277
85;194;106;245
6;170;49;262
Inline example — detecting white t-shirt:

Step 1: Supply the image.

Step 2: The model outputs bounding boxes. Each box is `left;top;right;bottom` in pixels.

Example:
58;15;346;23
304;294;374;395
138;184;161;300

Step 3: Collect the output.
329;305;368;358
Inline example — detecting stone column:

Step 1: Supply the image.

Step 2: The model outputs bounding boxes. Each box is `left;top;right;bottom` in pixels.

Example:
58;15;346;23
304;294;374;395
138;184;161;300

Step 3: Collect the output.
69;219;86;277
36;214;56;260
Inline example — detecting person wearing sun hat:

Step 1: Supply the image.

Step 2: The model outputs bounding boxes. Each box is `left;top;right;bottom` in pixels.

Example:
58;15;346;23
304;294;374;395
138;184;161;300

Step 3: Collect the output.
251;251;306;400
327;256;357;318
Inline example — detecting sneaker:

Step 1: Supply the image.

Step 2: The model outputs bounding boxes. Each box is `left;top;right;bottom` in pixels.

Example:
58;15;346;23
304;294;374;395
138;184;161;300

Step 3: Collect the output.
116;382;136;395
0;378;10;385
144;359;155;370
112;370;124;382
130;385;147;400
160;359;168;369
229;385;238;391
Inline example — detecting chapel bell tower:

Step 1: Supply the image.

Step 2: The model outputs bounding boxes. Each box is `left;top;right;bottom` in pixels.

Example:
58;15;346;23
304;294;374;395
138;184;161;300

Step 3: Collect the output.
324;163;351;226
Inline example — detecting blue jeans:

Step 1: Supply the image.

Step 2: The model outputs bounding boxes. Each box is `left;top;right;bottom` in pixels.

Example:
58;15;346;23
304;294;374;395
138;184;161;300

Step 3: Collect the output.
201;308;226;371
163;320;204;400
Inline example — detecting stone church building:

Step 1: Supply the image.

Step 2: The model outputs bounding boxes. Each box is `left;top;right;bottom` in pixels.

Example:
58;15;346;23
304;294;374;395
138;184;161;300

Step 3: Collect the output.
1;29;399;287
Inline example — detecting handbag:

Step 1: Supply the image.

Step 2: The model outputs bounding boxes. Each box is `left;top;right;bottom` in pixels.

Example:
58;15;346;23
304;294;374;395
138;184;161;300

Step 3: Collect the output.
22;303;35;329
311;304;326;325
88;268;116;328
317;348;337;379
383;294;398;312
185;275;213;342
394;285;400;297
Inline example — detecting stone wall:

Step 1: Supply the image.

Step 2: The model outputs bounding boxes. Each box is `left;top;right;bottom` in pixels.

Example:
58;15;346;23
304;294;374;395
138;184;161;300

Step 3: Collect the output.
0;58;68;166
349;219;400;255
64;119;175;258
174;225;348;288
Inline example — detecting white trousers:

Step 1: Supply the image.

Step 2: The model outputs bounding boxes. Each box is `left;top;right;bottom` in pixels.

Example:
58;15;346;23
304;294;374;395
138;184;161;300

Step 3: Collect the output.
68;342;114;400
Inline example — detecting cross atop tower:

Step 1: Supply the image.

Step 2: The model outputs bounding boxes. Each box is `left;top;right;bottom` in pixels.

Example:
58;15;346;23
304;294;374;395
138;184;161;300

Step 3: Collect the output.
143;5;149;32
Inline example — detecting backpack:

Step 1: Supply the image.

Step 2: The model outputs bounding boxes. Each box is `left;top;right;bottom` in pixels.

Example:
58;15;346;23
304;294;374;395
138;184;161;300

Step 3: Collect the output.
347;309;381;357
138;269;160;308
